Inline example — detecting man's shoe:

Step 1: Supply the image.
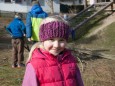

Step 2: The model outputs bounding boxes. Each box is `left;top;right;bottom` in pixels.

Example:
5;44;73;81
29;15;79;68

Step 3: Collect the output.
17;63;25;68
12;64;17;68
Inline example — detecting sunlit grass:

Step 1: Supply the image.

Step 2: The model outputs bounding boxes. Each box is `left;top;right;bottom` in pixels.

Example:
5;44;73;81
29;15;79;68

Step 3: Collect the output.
0;65;25;86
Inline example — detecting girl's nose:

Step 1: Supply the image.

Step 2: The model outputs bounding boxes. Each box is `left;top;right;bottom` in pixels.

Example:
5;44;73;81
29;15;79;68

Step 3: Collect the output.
53;41;59;48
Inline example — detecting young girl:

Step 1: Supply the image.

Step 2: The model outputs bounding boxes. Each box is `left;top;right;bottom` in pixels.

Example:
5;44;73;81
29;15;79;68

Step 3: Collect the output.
22;16;84;86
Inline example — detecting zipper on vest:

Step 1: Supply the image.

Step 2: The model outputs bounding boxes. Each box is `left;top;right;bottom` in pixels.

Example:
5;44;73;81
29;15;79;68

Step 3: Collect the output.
57;57;66;86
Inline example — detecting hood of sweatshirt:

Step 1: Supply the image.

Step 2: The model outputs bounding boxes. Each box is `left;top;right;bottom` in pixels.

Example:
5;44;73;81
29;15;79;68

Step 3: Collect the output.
30;4;48;18
31;5;43;15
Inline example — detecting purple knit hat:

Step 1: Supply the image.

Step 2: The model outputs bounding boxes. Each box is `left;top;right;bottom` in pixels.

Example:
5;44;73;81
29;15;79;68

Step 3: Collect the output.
39;21;70;41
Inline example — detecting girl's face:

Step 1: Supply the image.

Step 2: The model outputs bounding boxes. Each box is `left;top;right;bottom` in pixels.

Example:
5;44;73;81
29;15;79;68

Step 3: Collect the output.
42;38;67;56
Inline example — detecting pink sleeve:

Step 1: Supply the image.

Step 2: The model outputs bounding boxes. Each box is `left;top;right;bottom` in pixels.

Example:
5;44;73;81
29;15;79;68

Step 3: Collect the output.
22;63;39;86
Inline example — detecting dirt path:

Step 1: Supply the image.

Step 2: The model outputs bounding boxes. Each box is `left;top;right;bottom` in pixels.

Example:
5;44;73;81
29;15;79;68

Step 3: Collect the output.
87;12;115;37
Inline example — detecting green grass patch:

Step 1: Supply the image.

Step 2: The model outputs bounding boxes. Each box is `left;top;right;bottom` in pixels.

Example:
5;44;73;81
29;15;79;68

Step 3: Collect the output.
103;22;115;47
0;65;25;86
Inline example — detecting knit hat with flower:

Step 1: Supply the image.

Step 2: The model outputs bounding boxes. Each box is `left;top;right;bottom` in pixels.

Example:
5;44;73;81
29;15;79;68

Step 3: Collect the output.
39;16;70;42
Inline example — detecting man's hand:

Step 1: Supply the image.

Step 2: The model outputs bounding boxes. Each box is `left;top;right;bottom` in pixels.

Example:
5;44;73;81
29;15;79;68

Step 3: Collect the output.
28;38;31;41
23;34;26;37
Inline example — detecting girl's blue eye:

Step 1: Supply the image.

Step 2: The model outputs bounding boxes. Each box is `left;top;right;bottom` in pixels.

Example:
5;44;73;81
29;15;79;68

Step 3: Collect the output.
48;38;66;42
49;39;54;41
59;39;66;42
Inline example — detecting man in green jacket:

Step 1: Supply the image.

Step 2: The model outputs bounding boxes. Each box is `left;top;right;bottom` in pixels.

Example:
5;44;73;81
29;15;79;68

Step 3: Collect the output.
26;1;48;43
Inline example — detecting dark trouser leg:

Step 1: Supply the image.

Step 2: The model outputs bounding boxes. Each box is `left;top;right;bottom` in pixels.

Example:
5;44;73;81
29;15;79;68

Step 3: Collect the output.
17;38;24;65
12;39;18;66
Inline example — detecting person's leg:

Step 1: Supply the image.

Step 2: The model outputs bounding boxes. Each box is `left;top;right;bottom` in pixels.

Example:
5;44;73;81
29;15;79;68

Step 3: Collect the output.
11;39;18;68
32;41;38;44
17;38;25;67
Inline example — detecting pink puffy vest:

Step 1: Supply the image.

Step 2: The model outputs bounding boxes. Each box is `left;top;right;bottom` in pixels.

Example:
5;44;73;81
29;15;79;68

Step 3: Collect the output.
30;48;78;86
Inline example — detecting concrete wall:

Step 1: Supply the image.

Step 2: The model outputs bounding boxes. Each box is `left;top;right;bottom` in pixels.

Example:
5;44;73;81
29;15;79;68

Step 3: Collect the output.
0;0;60;13
60;0;83;5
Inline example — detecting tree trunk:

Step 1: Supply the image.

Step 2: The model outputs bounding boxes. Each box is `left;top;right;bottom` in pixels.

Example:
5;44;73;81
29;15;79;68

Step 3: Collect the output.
46;0;54;14
84;0;88;9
